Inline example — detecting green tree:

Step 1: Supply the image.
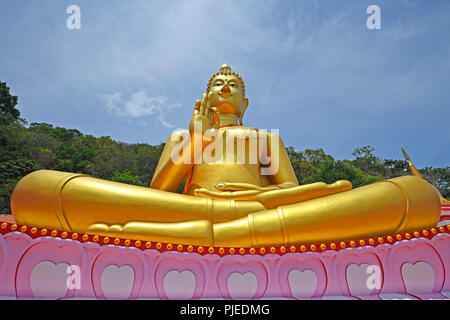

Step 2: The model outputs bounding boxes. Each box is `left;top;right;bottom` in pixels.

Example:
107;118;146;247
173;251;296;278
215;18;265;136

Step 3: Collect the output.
420;166;450;198
303;148;334;167
87;137;136;179
0;81;20;125
383;159;409;178
133;142;164;185
0;124;26;162
352;145;379;174
0;159;38;214
286;147;334;183
303;159;381;188
111;170;147;187
351;145;411;179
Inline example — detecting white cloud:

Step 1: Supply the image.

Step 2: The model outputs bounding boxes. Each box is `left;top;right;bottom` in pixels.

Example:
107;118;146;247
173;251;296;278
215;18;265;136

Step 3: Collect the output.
103;91;181;128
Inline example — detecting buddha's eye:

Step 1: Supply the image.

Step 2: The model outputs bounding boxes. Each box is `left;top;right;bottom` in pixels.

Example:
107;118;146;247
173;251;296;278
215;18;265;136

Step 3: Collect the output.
229;83;238;88
214;83;222;86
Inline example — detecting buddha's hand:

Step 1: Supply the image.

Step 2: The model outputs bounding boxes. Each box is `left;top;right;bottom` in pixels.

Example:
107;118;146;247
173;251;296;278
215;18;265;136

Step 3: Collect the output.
189;93;220;133
193;182;280;201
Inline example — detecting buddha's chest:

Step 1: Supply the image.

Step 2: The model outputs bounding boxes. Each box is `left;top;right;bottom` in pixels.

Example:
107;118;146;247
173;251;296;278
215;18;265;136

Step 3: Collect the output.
199;128;267;165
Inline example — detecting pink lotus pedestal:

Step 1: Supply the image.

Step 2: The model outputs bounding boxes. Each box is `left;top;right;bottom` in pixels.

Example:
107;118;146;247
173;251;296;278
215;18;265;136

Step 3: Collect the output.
0;210;449;300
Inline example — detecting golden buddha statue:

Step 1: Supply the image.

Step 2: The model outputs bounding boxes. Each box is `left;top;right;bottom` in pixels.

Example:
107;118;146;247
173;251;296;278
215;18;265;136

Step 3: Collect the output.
10;64;442;247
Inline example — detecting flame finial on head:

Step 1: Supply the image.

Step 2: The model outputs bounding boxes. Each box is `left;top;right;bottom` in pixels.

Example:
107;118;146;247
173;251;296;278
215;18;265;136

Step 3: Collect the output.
219;64;231;73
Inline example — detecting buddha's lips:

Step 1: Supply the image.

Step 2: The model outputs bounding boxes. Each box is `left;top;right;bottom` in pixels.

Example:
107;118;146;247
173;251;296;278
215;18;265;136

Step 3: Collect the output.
219;92;232;98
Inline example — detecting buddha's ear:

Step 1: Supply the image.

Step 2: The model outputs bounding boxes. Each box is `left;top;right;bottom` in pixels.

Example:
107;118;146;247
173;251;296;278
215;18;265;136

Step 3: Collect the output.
239;98;249;125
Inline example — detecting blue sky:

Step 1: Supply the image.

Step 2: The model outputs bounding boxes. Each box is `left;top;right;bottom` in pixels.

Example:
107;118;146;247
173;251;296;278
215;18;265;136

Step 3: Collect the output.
0;0;449;168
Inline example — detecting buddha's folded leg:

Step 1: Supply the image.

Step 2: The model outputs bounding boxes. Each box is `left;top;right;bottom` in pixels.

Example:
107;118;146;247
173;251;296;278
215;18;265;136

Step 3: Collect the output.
213;176;441;247
82;176;440;248
255;180;352;208
11;171;441;248
88;220;214;246
11;170;265;232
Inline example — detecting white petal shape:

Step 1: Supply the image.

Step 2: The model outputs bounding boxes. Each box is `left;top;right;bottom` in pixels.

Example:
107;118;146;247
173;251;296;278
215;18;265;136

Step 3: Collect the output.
346;263;376;296
30;261;70;298
227;272;258;300
401;262;435;294
163;270;196;300
101;265;135;299
288;269;318;298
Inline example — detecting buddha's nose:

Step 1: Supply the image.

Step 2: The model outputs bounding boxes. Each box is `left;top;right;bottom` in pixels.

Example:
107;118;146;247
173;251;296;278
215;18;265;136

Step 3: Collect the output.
221;84;231;93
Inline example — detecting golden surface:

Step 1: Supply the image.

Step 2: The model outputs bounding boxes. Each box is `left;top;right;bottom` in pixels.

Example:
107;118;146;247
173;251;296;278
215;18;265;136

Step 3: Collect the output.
10;64;442;247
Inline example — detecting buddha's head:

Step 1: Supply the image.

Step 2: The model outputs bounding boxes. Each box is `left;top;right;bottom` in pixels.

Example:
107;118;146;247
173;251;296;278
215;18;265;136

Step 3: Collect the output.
206;64;249;125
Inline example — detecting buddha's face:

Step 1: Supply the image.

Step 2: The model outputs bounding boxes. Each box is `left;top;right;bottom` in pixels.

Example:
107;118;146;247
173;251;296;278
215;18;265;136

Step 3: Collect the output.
209;74;248;115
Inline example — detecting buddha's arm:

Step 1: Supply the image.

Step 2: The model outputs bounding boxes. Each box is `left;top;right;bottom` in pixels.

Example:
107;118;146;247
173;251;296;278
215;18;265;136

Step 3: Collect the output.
151;135;213;192
255;180;352;209
150;131;193;192
264;132;299;188
151;125;217;192
151;94;217;191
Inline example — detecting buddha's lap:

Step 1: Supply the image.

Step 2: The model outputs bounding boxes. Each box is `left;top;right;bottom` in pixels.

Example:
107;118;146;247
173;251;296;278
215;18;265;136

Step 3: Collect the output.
10;170;441;244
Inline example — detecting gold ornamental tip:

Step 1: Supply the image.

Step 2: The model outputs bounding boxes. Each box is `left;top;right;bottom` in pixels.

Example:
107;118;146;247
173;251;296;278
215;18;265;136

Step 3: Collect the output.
219;64;231;73
400;146;424;179
400;146;410;161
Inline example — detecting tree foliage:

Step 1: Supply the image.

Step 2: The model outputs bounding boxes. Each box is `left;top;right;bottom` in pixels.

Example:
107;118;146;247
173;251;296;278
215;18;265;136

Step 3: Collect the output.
420;167;450;198
286;147;334;182
0;81;20;125
303;159;382;188
112;170;147;187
